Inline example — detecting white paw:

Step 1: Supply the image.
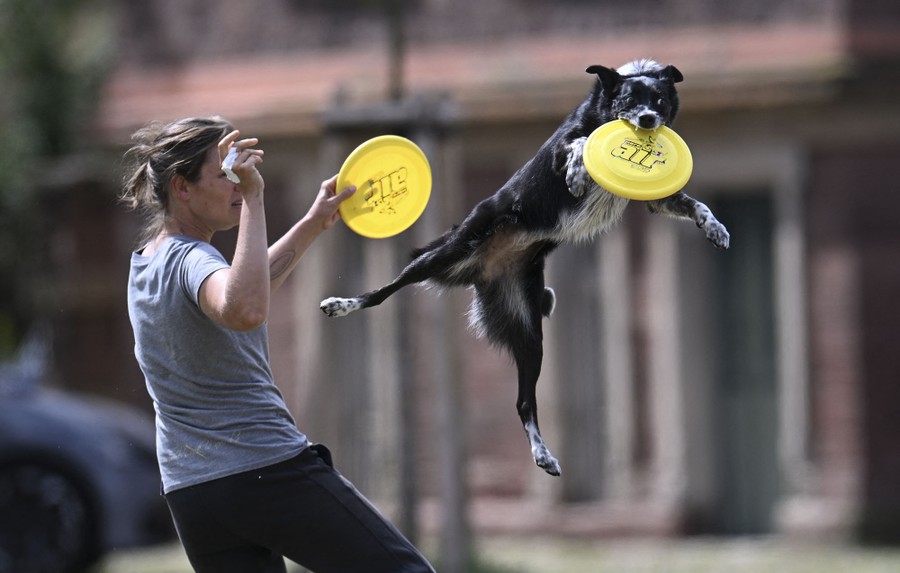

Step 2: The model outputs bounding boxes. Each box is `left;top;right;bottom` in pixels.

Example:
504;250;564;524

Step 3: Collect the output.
705;221;731;250
534;445;562;477
565;137;589;198
320;297;361;317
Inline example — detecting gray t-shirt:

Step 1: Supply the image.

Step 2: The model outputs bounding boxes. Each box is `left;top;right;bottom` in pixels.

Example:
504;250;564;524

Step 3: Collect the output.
127;236;309;493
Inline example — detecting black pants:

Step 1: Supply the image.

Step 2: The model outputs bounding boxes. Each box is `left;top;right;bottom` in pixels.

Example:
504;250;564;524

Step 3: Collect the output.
164;445;434;573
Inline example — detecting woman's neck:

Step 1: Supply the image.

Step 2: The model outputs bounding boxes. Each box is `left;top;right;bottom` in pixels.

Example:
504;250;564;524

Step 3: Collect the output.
141;218;212;256
162;216;213;243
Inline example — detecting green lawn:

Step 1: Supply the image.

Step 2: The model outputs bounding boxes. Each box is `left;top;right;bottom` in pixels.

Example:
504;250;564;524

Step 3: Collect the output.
94;537;900;573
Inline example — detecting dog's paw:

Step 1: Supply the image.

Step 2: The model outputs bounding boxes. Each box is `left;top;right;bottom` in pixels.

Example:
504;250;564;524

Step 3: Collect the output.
319;297;361;317
534;446;562;477
565;137;589;198
705;221;731;250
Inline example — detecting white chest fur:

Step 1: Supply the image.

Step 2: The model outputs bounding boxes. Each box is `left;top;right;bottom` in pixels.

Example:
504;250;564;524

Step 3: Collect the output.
553;182;629;244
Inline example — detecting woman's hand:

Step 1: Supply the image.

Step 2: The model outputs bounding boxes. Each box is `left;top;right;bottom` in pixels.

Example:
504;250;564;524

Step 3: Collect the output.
304;175;356;233
219;130;265;197
264;176;356;295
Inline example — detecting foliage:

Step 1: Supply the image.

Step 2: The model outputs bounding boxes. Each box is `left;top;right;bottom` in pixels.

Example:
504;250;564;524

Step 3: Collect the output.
0;0;112;355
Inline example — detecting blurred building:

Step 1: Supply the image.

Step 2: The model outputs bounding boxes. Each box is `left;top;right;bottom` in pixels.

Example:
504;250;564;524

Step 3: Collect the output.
49;0;900;543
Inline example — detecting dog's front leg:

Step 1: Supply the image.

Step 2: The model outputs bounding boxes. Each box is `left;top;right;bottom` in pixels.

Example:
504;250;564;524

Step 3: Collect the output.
563;136;591;198
646;192;730;249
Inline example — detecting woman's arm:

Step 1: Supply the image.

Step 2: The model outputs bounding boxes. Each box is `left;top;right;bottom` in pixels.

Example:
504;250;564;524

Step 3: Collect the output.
268;175;356;295
199;132;271;331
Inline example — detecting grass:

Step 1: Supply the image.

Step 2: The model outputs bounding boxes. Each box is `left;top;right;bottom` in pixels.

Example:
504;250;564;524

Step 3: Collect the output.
475;537;900;573
92;536;900;573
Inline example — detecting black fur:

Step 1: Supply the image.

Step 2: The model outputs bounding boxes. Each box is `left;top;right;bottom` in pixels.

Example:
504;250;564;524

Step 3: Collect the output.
321;60;730;476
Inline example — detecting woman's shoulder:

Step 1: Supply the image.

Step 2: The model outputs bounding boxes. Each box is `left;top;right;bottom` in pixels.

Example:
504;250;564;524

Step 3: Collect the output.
136;235;223;261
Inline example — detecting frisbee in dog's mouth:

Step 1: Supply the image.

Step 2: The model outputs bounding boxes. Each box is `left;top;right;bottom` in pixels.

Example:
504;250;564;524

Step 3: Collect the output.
583;120;692;201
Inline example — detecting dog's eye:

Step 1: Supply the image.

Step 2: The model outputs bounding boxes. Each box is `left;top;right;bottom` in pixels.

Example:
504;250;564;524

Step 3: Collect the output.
625;96;635;105
657;98;667;107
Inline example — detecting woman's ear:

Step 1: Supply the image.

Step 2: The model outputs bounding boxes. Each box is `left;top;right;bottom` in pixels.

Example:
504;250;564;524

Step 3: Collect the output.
170;174;191;202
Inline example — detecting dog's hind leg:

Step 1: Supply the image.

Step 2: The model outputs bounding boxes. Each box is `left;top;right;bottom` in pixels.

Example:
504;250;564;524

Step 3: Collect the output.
477;273;561;476
646;191;731;249
320;258;440;317
320;278;404;317
321;192;520;317
513;331;561;476
320;233;468;317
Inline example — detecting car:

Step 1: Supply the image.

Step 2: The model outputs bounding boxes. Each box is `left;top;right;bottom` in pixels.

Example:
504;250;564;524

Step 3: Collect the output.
0;343;174;573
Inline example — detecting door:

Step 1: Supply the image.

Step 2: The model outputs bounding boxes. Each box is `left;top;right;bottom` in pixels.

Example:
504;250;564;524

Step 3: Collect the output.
710;194;780;534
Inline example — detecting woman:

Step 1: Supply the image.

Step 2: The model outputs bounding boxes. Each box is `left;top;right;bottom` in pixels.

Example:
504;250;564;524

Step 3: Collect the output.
123;116;434;573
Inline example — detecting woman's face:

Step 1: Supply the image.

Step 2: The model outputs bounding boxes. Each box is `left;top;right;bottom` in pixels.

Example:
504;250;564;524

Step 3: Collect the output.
183;146;244;233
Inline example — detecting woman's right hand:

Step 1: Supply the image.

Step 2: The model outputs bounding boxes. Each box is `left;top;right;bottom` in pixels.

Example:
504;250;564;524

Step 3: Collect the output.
219;130;265;197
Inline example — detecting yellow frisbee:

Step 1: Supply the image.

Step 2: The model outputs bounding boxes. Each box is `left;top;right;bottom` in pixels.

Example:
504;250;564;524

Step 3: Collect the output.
336;135;432;239
583;120;693;200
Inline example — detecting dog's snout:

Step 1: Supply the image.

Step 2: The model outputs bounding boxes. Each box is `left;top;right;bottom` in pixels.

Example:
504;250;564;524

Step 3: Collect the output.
638;113;659;129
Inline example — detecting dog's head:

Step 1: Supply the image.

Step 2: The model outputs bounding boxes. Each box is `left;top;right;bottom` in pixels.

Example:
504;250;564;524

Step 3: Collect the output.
586;59;683;130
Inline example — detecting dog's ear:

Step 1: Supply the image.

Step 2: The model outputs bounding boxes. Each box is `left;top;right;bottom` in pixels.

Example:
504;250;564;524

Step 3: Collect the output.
660;65;684;84
586;65;620;92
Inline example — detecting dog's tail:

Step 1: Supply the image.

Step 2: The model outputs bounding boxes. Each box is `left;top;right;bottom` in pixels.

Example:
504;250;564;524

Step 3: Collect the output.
541;287;556;318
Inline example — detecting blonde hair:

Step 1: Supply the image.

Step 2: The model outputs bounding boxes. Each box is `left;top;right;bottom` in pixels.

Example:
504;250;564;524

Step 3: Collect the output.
121;116;233;245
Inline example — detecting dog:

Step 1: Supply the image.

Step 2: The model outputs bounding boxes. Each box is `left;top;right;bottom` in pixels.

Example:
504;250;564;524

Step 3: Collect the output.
321;59;730;476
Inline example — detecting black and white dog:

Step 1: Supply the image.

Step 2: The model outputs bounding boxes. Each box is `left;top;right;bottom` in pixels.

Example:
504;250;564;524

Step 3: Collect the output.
321;59;730;476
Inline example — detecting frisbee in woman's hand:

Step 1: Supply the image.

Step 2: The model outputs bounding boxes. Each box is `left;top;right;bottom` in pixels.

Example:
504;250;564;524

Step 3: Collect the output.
582;120;693;200
336;136;432;239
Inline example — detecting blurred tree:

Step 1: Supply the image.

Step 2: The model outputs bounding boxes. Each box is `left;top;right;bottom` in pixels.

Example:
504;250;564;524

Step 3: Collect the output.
0;0;112;356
